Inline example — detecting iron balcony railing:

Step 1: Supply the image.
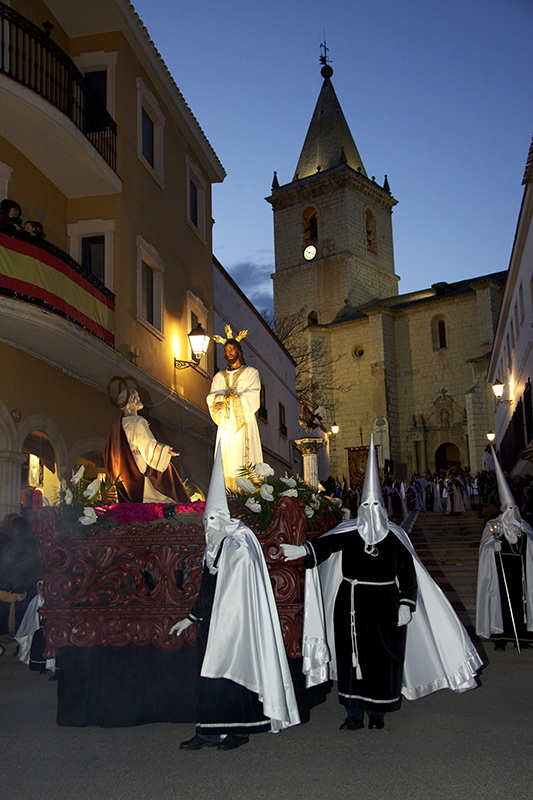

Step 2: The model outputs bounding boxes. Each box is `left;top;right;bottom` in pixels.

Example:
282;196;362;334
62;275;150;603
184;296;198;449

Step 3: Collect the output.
0;2;117;171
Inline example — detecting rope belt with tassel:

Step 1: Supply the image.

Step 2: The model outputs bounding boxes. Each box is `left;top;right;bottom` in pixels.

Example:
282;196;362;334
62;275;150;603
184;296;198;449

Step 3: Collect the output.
342;577;396;680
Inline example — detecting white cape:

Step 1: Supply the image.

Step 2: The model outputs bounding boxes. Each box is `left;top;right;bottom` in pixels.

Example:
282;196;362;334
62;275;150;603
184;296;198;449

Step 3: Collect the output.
303;522;482;697
200;523;300;731
476;520;533;639
15;593;55;671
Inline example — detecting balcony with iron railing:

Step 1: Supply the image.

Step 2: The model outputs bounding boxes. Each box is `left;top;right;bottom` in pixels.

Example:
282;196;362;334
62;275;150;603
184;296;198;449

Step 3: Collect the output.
0;2;122;197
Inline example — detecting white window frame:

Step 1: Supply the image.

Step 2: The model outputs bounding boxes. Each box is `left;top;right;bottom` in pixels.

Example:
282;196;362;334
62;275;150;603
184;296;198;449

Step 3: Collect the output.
186;155;207;243
136;235;165;339
67;218;115;290
186;290;209;375
0;161;12;201
72;51;118;118
137;77;165;188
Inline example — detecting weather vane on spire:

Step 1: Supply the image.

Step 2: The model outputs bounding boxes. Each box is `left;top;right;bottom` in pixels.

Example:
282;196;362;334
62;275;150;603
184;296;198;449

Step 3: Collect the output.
319;36;331;66
319;34;333;78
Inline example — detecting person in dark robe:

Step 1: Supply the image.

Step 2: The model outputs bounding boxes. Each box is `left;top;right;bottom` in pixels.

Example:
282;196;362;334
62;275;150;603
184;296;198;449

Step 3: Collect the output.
476;448;533;650
283;435;417;730
104;388;189;504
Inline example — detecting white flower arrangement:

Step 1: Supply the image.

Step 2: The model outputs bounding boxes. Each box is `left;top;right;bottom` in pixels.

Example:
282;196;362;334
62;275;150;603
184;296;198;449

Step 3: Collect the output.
254;462;275;478
79;507;98;526
259;483;275;502
245;496;262;513
83;478;101;500
236;477;256;493
230;462;346;530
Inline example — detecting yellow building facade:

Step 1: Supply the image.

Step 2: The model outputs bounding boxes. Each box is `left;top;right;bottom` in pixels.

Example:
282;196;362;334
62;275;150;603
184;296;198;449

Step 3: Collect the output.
0;0;225;519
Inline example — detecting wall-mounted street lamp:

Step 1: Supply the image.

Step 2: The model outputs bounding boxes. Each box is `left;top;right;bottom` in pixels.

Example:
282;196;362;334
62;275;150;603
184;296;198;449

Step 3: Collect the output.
331;422;339;434
486;430;496;442
174;323;210;370
492;379;513;405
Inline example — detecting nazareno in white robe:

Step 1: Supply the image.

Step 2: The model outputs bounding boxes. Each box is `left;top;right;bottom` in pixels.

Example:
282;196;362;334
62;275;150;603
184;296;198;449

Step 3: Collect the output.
475;519;533;639
302;521;483;698
207;366;263;480
200;519;300;732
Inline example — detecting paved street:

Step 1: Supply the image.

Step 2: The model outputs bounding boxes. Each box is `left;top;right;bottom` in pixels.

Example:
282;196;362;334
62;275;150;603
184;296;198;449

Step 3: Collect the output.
1;637;532;800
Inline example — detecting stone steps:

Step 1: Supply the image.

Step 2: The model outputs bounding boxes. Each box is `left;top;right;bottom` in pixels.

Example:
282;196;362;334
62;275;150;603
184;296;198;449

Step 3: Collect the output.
408;509;484;637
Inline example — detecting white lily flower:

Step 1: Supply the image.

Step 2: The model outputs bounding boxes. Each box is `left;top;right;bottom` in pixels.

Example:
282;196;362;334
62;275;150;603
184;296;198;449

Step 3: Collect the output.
342;508;351;520
245;497;262;513
190;493;201;503
254;462;274;478
305;505;314;518
64;488;73;505
71;465;85;485
236;477;256;493
331;497;342;508
280;476;297;488
61;479;67;491
79;507;97;525
259;483;275;501
83;478;101;500
280;488;298;498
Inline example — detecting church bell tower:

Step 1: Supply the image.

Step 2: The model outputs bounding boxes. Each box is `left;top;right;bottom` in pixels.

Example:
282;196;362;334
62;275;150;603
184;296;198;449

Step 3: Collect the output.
267;56;399;325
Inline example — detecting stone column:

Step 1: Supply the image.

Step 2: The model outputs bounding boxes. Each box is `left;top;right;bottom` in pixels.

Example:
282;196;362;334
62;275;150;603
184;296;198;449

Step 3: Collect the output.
295;438;324;491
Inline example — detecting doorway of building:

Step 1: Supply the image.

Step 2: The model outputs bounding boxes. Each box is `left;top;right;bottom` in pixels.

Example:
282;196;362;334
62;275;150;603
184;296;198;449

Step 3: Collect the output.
435;442;461;475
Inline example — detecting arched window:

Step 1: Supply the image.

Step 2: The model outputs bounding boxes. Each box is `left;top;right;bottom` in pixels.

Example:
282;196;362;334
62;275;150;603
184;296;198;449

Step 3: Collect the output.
302;207;318;245
365;209;377;254
307;310;318;326
431;316;448;350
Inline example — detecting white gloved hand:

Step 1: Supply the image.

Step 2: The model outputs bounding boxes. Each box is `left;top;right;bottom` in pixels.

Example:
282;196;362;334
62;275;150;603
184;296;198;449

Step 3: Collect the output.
170;618;193;636
397;605;412;627
281;543;307;561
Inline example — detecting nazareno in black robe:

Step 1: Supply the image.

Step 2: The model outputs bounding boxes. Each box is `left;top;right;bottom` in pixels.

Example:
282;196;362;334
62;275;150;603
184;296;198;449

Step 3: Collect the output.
304;529;417;712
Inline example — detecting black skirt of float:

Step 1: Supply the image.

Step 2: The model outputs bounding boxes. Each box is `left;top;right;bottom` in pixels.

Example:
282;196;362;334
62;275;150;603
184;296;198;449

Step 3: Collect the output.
55;645;323;728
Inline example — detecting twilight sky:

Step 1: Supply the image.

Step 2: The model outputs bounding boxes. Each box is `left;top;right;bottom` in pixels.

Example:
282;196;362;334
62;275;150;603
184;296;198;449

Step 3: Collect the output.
132;0;533;314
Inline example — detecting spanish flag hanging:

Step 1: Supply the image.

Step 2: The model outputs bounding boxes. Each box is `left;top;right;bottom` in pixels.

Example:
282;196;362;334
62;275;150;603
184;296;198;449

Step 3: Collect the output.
0;232;114;346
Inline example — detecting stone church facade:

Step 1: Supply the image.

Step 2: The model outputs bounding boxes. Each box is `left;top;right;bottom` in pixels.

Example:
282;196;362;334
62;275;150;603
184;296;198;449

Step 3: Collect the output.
267;62;505;481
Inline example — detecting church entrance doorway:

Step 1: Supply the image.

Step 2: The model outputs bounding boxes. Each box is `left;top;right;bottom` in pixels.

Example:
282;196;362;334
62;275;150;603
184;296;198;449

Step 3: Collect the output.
435;442;461;474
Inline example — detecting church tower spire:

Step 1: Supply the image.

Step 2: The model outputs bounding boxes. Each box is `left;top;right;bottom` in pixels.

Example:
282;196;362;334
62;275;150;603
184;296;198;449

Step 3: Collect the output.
267;52;399;324
294;59;367;181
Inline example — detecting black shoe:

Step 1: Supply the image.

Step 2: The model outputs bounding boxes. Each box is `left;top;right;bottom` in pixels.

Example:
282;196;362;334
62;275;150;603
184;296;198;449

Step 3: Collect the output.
179;734;218;751
368;714;385;730
49;672;59;681
0;644;5;658
217;734;249;751
339;716;364;731
494;642;506;651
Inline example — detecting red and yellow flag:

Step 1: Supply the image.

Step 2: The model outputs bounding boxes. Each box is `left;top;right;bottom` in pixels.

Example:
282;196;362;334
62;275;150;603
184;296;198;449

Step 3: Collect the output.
0;232;114;345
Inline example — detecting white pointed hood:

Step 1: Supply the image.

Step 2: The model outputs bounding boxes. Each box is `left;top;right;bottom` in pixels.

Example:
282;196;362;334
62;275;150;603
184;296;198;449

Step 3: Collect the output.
491;446;532;543
203;445;232;572
355;434;390;546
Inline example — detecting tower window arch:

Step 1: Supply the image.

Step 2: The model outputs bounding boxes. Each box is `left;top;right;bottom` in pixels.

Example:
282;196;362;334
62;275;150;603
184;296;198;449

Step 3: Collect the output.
365;209;377;254
302;207;318;245
431;315;448;350
307;310;318;326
